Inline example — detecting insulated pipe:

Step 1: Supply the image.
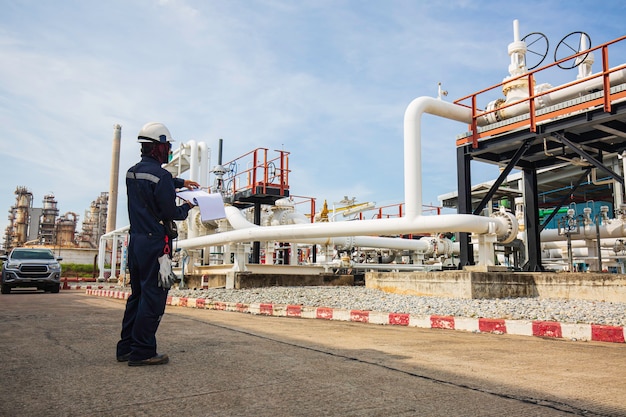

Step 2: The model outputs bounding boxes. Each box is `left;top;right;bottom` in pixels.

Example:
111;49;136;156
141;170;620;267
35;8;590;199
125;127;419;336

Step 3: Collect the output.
228;206;434;253
96;225;130;280
198;141;209;187
403;97;475;217
175;96;514;252
177;210;505;250
481;68;626;125
542;238;624;249
188;140;198;183
185;140;198;239
539;218;626;242
542;247;622;258
577;33;594;79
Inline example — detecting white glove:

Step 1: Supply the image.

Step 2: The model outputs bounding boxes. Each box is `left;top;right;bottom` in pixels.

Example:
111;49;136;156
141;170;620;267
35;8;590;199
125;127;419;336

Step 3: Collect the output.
157;254;179;289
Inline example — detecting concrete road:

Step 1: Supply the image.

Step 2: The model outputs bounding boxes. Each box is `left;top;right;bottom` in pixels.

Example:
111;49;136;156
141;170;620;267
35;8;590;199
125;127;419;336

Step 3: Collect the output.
0;290;625;417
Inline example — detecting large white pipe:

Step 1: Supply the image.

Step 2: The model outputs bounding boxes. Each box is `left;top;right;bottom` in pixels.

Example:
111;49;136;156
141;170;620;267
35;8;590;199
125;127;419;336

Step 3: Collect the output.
482;68;626;125
539;218;626;242
198;141;209;186
543;247;623;258
174;96;513;251
542;238;625;250
177;211;504;249
227;206;434;253
188;140;198;182
403;97;475;216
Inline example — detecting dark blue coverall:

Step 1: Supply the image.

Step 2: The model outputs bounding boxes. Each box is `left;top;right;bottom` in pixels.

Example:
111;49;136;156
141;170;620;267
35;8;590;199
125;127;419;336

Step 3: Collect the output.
116;156;192;361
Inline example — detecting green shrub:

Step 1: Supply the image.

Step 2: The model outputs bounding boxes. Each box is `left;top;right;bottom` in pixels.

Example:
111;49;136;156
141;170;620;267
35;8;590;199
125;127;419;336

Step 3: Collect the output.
62;263;97;277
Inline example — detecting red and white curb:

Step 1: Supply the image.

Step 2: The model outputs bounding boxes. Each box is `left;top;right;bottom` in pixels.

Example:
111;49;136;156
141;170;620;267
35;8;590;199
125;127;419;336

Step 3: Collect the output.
63;284;117;290
85;289;626;344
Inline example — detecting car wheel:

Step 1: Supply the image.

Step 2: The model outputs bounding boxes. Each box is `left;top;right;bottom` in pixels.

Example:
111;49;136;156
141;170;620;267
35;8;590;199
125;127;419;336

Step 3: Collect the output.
50;284;60;293
1;284;11;294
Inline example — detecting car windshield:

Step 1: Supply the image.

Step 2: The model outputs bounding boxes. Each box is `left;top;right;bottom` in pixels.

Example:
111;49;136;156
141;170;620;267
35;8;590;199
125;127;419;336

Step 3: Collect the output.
11;249;55;260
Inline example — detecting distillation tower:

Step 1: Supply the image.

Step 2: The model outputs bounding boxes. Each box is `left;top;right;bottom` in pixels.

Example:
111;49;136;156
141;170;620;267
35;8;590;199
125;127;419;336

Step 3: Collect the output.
39;194;59;245
78;192;109;248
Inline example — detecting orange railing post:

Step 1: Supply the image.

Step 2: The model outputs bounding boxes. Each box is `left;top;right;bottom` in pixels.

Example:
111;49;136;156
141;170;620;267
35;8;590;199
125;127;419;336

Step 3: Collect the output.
602;45;611;113
471;94;478;148
527;72;536;133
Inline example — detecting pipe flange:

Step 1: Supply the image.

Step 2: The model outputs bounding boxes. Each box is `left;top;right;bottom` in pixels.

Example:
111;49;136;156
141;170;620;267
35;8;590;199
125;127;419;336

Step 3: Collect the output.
490;210;518;244
487;98;505;123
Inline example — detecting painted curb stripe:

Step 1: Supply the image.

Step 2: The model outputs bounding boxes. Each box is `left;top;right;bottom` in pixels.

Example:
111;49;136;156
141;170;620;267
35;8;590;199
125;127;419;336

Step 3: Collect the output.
479;318;507;334
85;289;625;344
591;324;625;343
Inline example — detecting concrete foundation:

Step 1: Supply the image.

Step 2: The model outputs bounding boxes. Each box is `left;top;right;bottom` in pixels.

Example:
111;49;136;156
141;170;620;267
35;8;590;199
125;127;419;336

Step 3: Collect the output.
366;271;626;302
183;272;353;290
179;263;625;302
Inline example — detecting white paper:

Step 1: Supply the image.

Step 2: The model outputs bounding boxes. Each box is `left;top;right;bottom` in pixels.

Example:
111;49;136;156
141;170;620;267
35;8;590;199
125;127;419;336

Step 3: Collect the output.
176;190;226;222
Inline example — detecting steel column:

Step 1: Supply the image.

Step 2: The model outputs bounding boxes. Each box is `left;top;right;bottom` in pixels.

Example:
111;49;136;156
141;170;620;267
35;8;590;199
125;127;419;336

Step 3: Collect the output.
457;146;474;267
522;167;543;271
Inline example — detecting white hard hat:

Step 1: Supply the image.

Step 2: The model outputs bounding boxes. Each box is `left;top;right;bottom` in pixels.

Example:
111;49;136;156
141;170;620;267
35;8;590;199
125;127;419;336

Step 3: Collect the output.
137;122;174;143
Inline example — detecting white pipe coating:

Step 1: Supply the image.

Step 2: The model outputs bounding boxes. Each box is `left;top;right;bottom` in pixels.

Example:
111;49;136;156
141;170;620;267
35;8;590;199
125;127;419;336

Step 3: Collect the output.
198;141;209;186
177;210;501;249
188;140;198;183
542;238;625;250
226;206;433;252
173;96;509;251
539;218;626;242
482;69;626;124
403;97;474;217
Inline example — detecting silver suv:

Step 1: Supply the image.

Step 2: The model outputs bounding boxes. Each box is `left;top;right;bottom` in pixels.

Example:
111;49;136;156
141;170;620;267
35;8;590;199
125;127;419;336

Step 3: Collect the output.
1;248;63;294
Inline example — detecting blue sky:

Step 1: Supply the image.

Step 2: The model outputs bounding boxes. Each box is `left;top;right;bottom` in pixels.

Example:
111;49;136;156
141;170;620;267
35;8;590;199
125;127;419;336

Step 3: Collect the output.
1;0;626;236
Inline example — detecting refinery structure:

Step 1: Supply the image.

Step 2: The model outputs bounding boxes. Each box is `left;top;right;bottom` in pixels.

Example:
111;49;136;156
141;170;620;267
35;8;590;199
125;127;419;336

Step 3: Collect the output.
3;187;110;254
1;125;123;261
98;22;626;297
13;20;622;299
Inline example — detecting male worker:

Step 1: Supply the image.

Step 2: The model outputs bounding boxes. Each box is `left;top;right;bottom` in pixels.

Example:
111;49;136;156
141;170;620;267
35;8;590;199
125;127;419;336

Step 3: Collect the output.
116;122;199;366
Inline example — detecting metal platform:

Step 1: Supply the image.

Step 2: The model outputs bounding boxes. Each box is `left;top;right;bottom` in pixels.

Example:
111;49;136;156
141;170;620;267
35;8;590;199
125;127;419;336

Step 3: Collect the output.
455;75;626;271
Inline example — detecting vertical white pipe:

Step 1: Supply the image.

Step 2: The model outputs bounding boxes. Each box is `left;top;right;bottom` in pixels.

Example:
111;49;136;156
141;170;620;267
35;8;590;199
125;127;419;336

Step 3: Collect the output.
513;19;520;42
110;234;118;280
176;143;183;178
403;97;474;218
582;36;588;50
175;95;512;255
97;236;106;280
184;140;198;239
188;140;198;182
198;141;209;186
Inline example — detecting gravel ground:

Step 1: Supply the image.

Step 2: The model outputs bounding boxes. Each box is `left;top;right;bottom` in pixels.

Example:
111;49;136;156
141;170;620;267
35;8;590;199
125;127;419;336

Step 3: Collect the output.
168;286;626;327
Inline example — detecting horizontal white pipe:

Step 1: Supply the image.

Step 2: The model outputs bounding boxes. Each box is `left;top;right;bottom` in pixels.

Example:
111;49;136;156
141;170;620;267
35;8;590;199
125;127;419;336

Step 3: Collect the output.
323;261;441;272
541;238;624;249
177;208;505;250
224;206;433;253
173;96;503;252
540;218;626;242
482;68;626;124
542;247;621;259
